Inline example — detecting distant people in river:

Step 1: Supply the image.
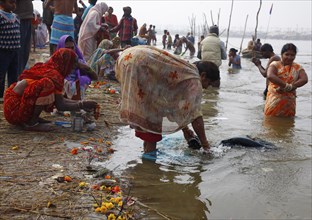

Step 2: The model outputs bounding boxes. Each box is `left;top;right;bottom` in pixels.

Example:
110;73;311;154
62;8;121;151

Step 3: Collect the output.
264;43;308;117
162;29;167;49
173;35;183;55
151;25;157;45
197;35;205;59
115;45;221;159
200;25;227;68
254;39;262;51
247;35;255;50
110;6;138;48
180;36;196;57
166;31;172;49
186;32;195;44
252;43;281;99
228;48;241;72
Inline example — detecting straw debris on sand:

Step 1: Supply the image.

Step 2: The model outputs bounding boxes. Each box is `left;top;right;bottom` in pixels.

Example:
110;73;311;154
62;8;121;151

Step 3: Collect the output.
0;48;143;219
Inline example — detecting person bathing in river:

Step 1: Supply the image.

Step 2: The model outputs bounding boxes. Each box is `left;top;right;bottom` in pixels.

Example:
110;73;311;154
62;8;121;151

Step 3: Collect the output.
180;36;196;57
264;43;308;117
3;48;98;132
228;48;241;73
252;43;280;99
115;45;220;159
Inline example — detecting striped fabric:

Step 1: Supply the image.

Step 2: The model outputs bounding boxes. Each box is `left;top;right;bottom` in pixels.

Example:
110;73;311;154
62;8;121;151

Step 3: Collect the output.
50;14;74;45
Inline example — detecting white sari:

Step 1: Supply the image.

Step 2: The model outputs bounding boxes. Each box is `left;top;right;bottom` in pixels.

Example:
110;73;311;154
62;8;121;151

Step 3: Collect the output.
78;2;108;61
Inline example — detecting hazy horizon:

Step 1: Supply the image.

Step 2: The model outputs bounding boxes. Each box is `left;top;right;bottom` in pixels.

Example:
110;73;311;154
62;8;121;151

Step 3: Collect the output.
33;0;312;33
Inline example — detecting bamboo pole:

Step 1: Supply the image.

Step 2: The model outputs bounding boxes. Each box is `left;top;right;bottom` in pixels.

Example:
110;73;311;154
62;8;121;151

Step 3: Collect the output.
210;10;214;25
254;0;262;40
225;0;234;50
239;14;249;55
217;8;221;27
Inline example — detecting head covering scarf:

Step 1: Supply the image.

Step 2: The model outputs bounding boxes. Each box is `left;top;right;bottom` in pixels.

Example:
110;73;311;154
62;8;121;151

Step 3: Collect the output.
57;35;89;82
19;48;77;91
78;2;109;58
88;39;113;75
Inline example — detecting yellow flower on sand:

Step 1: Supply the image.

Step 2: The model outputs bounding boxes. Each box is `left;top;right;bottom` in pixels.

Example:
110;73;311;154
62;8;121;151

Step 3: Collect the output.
79;182;88;188
104;202;114;209
108;213;116;220
100;205;107;214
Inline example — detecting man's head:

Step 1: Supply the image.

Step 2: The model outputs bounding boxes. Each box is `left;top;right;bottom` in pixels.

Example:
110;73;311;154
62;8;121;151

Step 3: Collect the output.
108;6;113;14
194;61;220;88
209;25;219;36
123;6;132;15
260;43;274;58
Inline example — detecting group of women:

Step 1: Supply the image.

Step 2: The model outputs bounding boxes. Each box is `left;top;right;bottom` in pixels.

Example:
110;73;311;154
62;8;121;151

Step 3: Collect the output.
2;14;309;155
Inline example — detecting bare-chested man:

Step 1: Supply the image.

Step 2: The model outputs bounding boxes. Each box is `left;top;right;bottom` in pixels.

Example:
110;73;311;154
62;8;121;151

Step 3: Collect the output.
45;0;78;55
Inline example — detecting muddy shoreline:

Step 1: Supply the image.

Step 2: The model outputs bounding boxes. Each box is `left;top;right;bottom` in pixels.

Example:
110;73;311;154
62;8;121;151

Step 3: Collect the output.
0;48;144;219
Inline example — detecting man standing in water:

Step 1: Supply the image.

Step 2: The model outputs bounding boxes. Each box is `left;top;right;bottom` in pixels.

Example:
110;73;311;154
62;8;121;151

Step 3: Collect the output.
45;0;78;55
200;25;227;71
252;43;280;99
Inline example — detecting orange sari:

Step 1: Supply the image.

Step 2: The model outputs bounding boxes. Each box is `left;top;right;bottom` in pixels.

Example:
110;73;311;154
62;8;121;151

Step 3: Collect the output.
4;49;76;125
264;61;303;117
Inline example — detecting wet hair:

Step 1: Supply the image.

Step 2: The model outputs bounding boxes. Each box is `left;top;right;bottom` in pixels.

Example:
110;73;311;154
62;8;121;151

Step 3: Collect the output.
281;43;297;55
260;43;273;52
193;61;220;81
90;0;97;5
108;6;113;11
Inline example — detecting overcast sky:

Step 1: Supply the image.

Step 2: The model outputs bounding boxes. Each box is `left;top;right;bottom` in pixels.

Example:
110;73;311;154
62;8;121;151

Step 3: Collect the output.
33;0;311;32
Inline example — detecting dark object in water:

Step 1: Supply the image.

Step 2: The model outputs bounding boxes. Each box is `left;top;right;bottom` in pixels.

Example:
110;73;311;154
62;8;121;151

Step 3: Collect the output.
220;136;276;149
188;136;202;150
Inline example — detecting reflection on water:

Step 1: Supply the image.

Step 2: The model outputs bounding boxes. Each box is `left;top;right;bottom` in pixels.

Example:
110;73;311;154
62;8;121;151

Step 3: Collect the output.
100;38;311;219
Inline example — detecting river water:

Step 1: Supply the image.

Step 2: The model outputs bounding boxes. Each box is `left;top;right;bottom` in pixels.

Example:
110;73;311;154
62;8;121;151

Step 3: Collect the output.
98;37;311;219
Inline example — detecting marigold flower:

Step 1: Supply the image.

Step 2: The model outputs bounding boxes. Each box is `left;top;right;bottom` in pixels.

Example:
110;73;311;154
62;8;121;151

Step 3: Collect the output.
95;207;101;212
108;213;116;220
105;141;112;146
112;186;120;193
64;176;72;182
79;182;88;188
117;215;126;220
71;148;78;155
100;206;107;214
104;202;114;209
118;201;123;207
105;175;111;179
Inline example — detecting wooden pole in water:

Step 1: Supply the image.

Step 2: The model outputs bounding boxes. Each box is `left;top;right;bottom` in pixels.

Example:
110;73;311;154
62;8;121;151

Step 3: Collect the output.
225;0;234;50
239;14;249;55
217;8;221;27
254;0;262;40
210;10;215;25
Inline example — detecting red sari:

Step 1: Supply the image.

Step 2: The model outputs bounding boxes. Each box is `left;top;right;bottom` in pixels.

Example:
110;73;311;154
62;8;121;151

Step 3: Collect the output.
4;48;76;125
